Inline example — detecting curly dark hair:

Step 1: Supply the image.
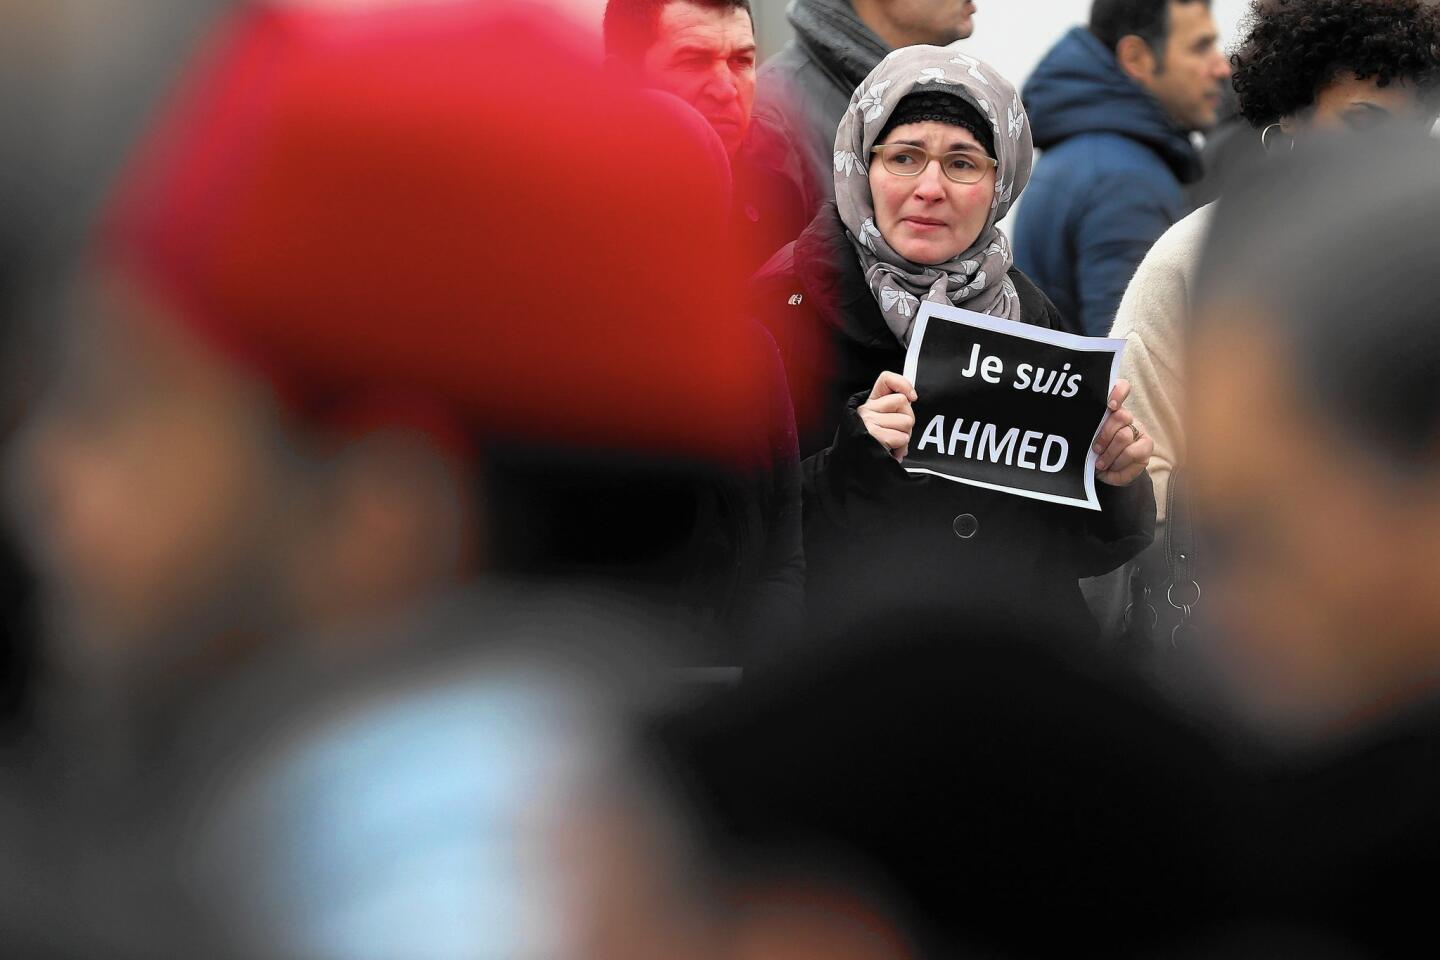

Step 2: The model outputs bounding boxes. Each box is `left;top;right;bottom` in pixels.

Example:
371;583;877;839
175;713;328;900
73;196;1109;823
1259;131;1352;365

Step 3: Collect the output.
1231;0;1440;127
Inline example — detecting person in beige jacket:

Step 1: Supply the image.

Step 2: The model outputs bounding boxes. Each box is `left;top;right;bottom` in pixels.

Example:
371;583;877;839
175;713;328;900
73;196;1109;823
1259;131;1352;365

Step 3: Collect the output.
1110;205;1209;521
1111;0;1440;522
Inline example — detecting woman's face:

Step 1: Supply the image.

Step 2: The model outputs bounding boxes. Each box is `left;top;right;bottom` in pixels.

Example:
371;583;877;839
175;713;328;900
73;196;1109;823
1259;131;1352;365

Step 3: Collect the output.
1285;74;1433;136
868;120;995;266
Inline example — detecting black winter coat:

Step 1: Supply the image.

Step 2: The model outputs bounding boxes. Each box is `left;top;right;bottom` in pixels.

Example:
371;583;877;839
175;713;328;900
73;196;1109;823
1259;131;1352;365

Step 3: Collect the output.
486;321;804;669
754;206;1156;640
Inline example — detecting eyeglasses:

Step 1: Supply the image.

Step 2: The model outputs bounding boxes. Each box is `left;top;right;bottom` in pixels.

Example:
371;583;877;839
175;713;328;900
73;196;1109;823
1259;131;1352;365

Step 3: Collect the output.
869;144;997;184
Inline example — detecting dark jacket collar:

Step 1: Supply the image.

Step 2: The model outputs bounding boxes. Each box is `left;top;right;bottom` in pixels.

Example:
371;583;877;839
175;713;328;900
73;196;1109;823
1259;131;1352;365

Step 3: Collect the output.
1022;26;1202;183
787;0;890;95
791;203;897;351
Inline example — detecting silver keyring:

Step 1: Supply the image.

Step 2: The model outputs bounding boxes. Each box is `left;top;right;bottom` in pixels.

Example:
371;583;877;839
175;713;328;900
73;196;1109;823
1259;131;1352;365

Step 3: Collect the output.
1167;580;1201;610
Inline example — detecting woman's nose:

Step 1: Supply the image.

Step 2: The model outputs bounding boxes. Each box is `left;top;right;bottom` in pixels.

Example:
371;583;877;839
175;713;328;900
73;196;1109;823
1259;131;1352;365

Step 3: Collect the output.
912;159;947;198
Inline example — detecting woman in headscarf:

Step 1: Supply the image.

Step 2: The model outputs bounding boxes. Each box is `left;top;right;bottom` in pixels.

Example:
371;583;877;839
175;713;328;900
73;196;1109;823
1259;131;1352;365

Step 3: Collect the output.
755;45;1155;640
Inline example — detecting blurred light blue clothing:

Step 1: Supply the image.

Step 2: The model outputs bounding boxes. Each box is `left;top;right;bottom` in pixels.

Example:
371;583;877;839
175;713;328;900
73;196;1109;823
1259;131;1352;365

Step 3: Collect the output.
203;666;620;959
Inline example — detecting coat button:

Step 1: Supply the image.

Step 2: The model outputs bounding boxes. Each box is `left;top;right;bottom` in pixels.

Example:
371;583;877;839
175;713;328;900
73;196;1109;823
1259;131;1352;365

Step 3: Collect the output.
953;513;978;539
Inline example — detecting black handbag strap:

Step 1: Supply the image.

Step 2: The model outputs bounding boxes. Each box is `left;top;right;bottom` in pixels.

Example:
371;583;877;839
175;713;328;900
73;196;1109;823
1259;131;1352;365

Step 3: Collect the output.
1119;467;1201;650
1163;469;1201;646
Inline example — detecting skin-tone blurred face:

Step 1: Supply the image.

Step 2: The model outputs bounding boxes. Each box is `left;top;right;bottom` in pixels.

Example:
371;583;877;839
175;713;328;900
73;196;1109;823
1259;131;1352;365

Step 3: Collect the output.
1188;315;1440;735
726;886;914;960
1282;74;1433;137
641;2;756;158
868;120;995;266
11;279;469;687
853;0;977;48
12;281;303;677
1119;1;1229;131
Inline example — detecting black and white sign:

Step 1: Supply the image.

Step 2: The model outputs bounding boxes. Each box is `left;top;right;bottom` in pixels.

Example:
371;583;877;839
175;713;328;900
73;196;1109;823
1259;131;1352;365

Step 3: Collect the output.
901;301;1126;511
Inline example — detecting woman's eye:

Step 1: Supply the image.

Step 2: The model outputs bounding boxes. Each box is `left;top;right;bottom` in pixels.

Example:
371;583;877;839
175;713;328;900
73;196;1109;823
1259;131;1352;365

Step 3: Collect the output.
946;156;978;172
1343;110;1386;132
890;150;919;165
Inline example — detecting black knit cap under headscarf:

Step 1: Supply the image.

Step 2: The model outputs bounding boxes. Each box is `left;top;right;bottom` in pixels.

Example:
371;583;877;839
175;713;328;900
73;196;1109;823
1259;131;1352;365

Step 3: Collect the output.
878;90;995;158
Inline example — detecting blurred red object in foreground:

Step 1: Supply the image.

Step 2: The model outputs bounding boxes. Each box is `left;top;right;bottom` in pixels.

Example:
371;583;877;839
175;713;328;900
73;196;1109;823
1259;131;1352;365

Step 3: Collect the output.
100;0;770;463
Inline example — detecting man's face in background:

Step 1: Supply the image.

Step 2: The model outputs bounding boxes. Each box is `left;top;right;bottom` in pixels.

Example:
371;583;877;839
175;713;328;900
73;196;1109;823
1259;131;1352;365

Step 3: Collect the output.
887;0;977;44
1143;1;1230;130
640;2;757;157
853;0;977;48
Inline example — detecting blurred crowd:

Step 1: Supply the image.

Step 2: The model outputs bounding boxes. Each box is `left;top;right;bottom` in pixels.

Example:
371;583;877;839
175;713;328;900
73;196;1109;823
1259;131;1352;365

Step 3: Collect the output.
2;0;1440;956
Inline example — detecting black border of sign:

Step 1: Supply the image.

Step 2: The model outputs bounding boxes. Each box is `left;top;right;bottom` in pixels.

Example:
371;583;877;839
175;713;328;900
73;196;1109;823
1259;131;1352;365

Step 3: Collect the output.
900;300;1128;511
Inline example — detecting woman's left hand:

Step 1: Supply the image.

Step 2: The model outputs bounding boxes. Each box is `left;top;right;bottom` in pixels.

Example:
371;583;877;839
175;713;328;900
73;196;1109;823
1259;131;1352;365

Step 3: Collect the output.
1093;379;1153;486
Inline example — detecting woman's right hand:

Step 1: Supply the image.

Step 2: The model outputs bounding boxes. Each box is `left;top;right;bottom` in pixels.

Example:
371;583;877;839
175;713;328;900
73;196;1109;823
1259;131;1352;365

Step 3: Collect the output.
859;371;918;462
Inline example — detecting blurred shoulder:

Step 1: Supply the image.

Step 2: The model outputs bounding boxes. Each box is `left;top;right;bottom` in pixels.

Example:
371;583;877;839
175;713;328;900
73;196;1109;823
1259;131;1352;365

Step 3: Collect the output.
754;40;839;128
1111;203;1213;340
1125;204;1212;299
1009;267;1062;330
1071;132;1177;174
756;40;813;89
1145;203;1214;267
1040;135;1186;210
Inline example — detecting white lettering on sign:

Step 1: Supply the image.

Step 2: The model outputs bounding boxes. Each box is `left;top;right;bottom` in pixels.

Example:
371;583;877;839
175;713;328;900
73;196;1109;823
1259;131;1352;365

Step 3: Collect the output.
916;415;1069;473
1012;362;1081;398
959;343;1085;398
959;342;1005;384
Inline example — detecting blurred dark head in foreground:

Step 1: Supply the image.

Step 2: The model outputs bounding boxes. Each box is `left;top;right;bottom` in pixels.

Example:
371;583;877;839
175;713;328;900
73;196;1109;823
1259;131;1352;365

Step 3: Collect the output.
646;610;1247;958
8;0;758;703
1192;133;1440;737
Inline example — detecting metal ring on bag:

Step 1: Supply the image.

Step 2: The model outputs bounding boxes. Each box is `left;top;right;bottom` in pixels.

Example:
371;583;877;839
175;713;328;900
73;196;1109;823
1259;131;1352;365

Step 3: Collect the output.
1167;580;1201;610
1171;622;1203;648
1123;602;1159;631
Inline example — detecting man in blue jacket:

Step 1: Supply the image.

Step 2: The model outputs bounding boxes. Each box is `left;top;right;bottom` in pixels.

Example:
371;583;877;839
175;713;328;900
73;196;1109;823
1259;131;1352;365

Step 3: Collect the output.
1014;0;1229;336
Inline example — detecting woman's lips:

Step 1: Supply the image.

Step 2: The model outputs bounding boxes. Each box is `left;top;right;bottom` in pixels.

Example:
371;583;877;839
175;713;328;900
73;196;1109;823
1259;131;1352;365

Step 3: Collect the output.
903;217;947;231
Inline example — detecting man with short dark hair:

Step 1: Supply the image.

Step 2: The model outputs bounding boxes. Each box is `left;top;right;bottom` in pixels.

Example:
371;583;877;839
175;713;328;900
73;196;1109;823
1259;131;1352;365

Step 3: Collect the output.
1014;0;1230;336
604;0;757;158
605;0;810;274
752;0;979;216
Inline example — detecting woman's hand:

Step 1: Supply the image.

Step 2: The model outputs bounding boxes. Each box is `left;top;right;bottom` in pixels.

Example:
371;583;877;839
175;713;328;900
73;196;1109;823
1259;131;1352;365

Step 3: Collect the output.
1093;378;1154;486
859;371;918;462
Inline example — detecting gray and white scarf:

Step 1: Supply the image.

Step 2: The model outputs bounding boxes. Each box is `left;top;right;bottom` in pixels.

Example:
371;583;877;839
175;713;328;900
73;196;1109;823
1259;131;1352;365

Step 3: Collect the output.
834;44;1033;345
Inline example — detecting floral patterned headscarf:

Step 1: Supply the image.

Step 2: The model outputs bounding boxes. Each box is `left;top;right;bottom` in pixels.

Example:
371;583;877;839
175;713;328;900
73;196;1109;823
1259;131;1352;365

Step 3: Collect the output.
834;45;1033;346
